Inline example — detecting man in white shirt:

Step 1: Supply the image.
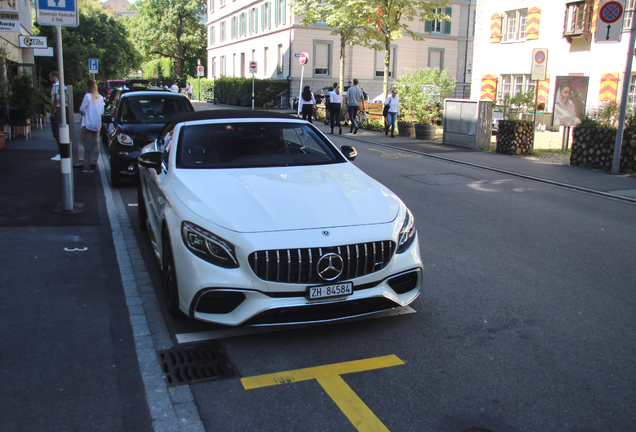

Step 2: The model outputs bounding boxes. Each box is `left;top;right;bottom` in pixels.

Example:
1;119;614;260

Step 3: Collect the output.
170;82;179;93
49;71;62;161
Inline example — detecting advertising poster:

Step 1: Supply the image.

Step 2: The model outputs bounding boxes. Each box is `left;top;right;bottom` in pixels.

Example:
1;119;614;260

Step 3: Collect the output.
552;76;589;127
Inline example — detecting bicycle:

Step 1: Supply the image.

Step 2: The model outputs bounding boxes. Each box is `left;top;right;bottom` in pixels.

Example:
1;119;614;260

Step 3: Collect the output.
343;106;369;130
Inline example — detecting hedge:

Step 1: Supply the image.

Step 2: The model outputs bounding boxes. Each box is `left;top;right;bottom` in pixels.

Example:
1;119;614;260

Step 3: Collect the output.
214;77;289;108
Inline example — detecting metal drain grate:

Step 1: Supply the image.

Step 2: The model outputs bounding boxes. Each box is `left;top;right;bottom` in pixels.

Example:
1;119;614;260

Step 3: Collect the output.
158;341;236;386
408;174;474;186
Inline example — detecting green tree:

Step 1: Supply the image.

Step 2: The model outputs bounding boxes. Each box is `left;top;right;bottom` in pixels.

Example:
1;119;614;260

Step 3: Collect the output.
34;0;142;84
292;0;373;90
125;0;206;77
365;0;449;98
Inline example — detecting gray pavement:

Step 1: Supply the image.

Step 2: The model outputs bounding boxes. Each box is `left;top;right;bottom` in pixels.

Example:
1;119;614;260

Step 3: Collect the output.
1;105;635;432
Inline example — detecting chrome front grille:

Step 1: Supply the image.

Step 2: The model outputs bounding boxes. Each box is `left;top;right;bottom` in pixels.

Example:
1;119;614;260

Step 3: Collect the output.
248;241;395;284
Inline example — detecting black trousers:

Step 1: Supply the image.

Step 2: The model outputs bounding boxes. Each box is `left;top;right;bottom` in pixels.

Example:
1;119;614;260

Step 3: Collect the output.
330;103;341;129
301;104;313;122
50;110;62;153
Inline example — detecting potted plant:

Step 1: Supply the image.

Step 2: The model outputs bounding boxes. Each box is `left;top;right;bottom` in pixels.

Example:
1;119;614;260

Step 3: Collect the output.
397;67;455;139
493;91;537;155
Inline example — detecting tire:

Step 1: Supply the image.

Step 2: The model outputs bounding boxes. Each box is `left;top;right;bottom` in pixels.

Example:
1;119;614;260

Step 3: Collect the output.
357;112;369;129
110;159;122;187
162;230;181;316
137;180;147;231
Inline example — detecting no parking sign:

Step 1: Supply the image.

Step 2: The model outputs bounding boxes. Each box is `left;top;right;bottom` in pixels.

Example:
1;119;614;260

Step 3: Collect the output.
595;0;625;43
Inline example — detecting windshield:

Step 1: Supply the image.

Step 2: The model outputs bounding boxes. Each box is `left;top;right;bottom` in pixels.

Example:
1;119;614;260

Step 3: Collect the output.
177;122;345;168
118;96;192;124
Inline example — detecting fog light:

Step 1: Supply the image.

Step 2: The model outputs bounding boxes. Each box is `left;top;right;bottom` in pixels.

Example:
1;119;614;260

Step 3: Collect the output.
388;270;420;294
127;165;135;172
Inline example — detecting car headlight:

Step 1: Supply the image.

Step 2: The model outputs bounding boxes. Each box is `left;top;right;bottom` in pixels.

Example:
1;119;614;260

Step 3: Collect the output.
117;133;133;146
181;221;239;268
397;208;416;254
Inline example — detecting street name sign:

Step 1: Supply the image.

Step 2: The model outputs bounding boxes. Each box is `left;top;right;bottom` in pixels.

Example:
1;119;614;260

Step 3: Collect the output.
36;0;79;27
595;0;625;43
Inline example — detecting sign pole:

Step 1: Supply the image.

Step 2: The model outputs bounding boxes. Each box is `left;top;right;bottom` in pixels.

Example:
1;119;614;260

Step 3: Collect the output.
252;72;255;110
612;10;636;173
297;65;305;117
56;25;74;211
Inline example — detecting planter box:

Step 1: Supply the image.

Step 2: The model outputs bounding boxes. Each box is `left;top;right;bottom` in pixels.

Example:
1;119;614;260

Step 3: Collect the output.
571;126;636;173
496;120;534;155
398;121;415;138
414;124;437;140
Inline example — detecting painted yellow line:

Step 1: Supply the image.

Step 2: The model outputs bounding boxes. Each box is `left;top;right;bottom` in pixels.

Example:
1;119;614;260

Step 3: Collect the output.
317;374;390;432
241;355;405;390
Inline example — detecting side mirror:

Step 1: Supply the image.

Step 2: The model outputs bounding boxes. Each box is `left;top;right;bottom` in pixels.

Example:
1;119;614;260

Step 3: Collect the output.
138;150;162;173
340;145;357;161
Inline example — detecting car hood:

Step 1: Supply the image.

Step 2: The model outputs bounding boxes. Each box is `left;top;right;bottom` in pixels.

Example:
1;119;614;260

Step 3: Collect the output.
117;123;165;145
171;163;401;233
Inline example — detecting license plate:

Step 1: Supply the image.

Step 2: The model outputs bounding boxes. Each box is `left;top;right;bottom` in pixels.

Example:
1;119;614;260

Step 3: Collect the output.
307;282;353;300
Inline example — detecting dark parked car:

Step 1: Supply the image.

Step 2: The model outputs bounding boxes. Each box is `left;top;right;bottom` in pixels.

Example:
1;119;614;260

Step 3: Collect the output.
103;91;194;186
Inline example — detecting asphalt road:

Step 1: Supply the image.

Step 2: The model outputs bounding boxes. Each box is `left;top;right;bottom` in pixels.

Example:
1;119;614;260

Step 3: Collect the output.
114;113;636;432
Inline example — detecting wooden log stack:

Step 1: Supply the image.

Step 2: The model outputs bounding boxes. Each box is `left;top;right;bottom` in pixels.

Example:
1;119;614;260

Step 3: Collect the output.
496;120;534;155
571;127;636;173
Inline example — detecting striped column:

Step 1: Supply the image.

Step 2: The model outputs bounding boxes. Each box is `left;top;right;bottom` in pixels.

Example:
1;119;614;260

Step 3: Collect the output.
599;73;619;102
490;13;502;43
591;0;601;33
538;74;551;106
526;7;541;40
481;75;497;101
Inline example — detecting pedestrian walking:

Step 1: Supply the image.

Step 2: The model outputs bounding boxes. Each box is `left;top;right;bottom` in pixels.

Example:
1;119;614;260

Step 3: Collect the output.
328;83;343;135
48;71;62;161
299;86;316;123
75;80;104;168
170;82;179;93
346;78;364;134
384;89;400;138
186;82;194;100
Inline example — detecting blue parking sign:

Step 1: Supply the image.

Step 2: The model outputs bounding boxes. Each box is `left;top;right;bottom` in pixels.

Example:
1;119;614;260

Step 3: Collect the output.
89;58;98;74
36;0;79;26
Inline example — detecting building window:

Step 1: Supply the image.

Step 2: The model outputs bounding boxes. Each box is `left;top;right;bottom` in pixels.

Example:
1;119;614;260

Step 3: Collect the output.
212;57;217;79
209;26;215;46
220;21;226;42
240;13;246;37
250;7;258;33
375;48;396;78
262;2;271;29
628;75;636;109
264;47;268;75
431;8;443;33
625;0;635;29
231;16;237;39
240;53;245;77
220;0;225;7
314;42;330;76
220;55;226;76
503;9;527;42
275;0;286;26
497;74;535;102
277;44;284;75
564;1;593;36
209;0;214;14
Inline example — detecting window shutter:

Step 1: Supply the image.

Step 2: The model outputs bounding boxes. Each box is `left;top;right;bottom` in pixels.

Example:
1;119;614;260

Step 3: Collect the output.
599;73;619;102
261;4;264;30
425;20;432;32
444;7;452;34
231;17;235;39
480;75;497;101
275;0;279;26
248;12;252;34
282;0;286;25
526;6;541;40
490;13;502;43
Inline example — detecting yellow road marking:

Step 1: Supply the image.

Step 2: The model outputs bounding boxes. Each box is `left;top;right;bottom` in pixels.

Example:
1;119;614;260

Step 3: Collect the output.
317;374;390;432
369;148;422;159
242;355;405;431
241;355;404;390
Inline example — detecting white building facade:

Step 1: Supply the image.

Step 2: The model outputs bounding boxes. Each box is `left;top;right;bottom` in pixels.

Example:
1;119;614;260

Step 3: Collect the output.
206;0;476;104
1;0;35;66
471;0;636;116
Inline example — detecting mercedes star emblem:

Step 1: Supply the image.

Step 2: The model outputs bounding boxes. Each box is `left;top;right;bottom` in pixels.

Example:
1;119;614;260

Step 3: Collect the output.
316;253;344;281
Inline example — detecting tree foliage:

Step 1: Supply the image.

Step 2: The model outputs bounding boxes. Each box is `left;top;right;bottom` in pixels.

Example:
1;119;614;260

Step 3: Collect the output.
292;0;373;90
364;0;449;98
397;67;455;124
125;0;207;77
34;0;142;85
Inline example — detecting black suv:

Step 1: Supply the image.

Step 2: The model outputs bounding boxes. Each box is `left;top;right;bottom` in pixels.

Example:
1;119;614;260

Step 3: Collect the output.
103;91;194;186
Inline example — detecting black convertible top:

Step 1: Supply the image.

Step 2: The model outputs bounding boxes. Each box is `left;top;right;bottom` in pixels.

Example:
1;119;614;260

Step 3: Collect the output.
169;109;298;125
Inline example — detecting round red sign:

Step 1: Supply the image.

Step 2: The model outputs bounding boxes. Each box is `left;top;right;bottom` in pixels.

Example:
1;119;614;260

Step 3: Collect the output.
299;52;308;65
153;72;158;79
599;1;623;24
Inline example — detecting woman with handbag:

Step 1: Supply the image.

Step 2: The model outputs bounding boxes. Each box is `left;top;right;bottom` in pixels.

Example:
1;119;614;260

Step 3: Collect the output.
328;83;343;135
383;89;400;138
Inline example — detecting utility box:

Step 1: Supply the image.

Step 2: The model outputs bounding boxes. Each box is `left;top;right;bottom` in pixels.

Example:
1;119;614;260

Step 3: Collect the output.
443;99;492;149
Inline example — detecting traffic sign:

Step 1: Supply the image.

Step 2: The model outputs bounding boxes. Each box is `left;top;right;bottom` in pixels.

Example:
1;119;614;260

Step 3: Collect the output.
531;48;548;81
299;52;308;65
36;0;79;27
88;58;98;74
197;66;205;77
153;72;158;79
249;61;257;74
596;0;625;43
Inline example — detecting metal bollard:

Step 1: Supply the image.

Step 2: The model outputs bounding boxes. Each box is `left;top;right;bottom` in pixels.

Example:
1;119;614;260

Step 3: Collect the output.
59;124;74;211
